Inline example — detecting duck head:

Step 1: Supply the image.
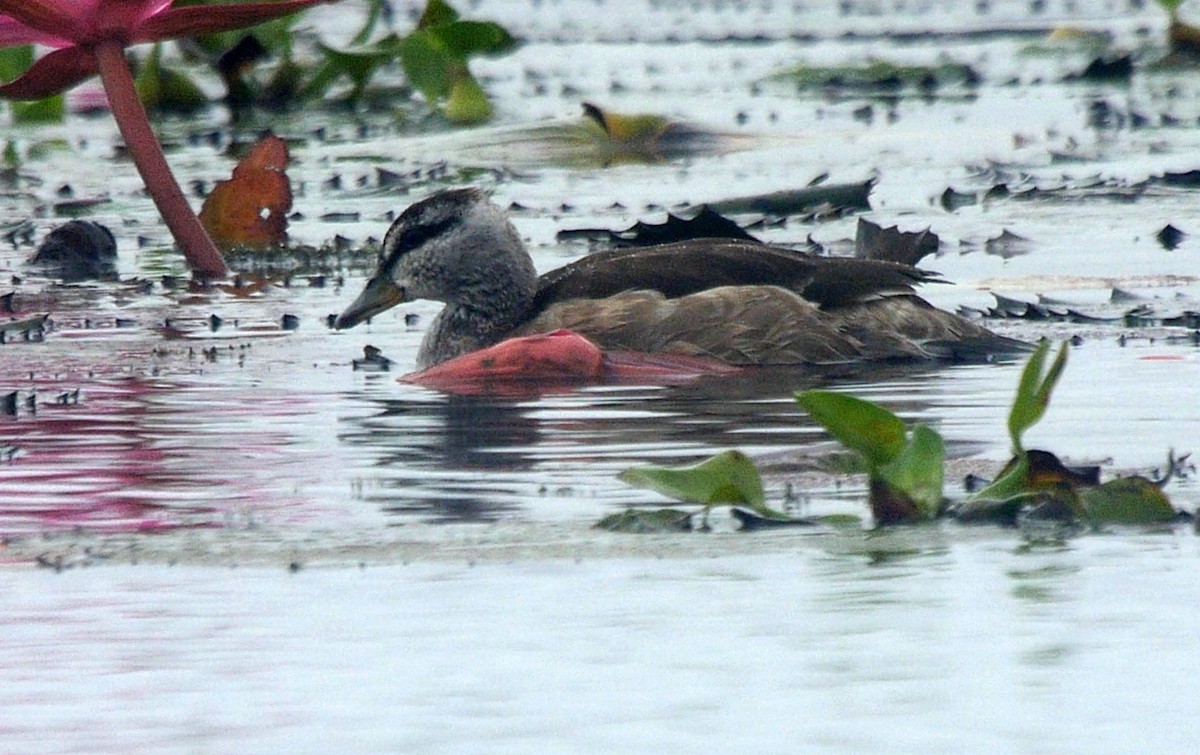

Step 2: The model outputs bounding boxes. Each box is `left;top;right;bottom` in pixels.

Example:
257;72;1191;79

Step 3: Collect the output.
334;188;537;331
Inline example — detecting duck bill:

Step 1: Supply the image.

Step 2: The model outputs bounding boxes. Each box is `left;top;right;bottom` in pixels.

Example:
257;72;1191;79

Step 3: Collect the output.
334;275;406;330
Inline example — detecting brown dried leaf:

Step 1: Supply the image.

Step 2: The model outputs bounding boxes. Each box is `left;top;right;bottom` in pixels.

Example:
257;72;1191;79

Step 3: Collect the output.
199;134;292;250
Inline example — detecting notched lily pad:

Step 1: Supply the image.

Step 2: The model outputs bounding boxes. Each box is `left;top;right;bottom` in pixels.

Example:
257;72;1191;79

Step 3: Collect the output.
855;218;938;265
557;206;757;246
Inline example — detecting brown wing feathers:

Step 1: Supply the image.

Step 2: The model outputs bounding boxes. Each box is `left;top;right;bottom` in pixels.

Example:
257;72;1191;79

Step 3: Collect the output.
530;239;938;315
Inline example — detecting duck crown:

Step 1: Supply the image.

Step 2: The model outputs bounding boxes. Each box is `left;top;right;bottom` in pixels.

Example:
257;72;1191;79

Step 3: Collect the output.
376;187;537;312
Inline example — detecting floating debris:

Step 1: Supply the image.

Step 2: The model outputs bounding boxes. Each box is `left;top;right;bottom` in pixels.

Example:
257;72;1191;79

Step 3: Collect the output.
984;229;1034;258
701;181;873;216
1157;224;1186;250
0;313;48;344
352;345;392;372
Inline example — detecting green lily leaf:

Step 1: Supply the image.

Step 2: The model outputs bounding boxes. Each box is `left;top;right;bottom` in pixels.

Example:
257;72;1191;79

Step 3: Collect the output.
619;450;784;518
795;390;906;468
1081;476;1176;525
418;0;460;28
1008;339;1068;453
429;20;517;58
877;423;945;518
968;455;1030;502
397;29;453;103
351;0;392;46
311;37;399;99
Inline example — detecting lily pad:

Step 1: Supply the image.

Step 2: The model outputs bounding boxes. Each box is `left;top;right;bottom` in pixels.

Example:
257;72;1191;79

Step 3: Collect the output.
595;508;694;533
1081;477;1176;525
619;449;767;508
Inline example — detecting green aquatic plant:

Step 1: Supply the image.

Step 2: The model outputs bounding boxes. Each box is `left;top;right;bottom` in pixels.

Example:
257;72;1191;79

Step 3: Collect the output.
795;390;945;525
967;340;1177;526
970;339;1069;502
616;449;789;525
301;0;517;122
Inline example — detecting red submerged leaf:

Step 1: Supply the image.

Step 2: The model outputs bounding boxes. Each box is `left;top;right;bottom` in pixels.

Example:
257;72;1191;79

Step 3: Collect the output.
401;330;740;395
199;134;292;250
403;330;606;394
602;350;742;381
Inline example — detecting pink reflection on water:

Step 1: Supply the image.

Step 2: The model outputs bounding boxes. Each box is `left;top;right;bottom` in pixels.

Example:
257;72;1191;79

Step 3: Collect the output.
0;374;321;535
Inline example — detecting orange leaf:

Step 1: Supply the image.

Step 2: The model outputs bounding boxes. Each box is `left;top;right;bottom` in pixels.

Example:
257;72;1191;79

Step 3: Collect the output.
199;134;292;250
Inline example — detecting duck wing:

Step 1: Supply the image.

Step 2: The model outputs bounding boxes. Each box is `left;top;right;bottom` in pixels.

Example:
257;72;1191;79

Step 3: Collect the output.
531;239;938;314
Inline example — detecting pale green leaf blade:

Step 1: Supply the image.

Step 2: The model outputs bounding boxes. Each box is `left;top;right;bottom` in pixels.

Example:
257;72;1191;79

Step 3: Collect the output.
444;73;491;123
795;390;907;468
1007;340;1068;452
619;449;765;508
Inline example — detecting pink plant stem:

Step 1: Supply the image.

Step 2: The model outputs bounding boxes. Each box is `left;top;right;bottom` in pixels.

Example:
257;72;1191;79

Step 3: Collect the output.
92;39;228;278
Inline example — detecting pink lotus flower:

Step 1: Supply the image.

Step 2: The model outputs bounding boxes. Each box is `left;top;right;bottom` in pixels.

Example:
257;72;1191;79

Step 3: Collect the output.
0;0;334;277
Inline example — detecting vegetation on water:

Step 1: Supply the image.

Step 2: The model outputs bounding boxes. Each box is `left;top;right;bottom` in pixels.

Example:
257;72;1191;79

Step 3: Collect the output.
611;341;1187;533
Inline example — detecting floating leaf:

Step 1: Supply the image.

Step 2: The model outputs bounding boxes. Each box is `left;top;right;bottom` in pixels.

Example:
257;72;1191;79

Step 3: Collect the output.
199;134;292;250
855;218;938;265
1008;339;1069;453
418;0;460;27
795;390;906;468
557;206;757;246
595;508;694;533
619;450;777;515
1081;477;1176;525
797;391;945;524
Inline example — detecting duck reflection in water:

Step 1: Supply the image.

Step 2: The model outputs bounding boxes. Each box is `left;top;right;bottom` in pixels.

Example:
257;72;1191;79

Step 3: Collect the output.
337;359;994;524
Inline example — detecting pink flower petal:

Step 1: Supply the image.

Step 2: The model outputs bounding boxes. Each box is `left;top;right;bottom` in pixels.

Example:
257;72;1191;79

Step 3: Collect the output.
0;0;81;40
0;15;68;46
0;45;96;99
134;0;329;43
